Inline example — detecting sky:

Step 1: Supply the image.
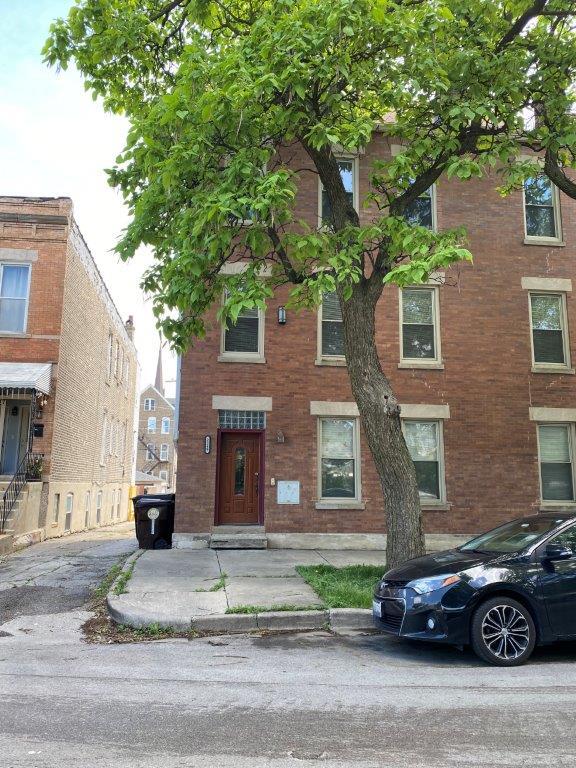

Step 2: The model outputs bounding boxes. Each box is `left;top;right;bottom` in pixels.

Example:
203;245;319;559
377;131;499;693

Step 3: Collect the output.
0;0;177;397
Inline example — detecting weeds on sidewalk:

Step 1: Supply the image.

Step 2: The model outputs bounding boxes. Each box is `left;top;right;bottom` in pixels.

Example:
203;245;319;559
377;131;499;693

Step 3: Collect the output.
195;572;227;593
226;603;323;614
296;564;384;608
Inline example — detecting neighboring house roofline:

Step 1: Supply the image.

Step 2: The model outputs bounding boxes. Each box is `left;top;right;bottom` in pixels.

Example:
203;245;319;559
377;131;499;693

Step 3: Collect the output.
141;384;175;411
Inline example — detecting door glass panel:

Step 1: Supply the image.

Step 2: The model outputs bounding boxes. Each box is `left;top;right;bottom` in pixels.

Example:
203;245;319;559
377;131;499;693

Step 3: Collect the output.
234;448;246;495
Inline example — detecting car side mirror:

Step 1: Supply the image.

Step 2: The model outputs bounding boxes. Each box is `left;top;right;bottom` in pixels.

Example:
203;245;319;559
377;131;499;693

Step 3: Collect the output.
544;543;573;562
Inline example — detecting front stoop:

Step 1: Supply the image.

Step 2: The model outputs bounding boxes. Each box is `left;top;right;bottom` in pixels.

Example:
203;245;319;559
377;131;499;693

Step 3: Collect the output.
210;525;268;550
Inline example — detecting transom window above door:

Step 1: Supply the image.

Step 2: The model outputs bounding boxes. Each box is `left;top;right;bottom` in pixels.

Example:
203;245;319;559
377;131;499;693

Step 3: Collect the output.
0;264;31;334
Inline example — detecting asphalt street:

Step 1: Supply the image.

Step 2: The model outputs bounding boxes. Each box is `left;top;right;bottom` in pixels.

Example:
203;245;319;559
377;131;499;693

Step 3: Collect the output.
1;527;576;767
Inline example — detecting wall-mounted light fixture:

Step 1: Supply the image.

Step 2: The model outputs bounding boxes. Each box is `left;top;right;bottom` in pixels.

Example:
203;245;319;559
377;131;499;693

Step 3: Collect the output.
204;435;211;454
276;431;285;443
277;306;287;325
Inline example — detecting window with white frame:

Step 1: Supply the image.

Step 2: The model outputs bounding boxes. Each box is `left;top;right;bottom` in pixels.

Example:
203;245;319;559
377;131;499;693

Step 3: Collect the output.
318;418;359;500
401;288;440;362
107;333;114;379
404;186;435;229
320;292;345;359
64;493;73;532
110;489;115;518
144;398;156;411
161;416;171;435
116;488;121;518
529;293;570;368
146;443;156;461
96;491;103;525
538;424;576;502
84;491;91;529
100;415;108;466
0;263;31;333
403;420;445;502
222;304;262;356
524;176;561;241
53;492;60;524
159;470;168;482
147;416;157;433
320;158;356;227
160;443;169;461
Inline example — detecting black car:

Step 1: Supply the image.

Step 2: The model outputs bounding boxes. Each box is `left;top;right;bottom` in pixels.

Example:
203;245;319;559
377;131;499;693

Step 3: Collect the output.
373;513;576;666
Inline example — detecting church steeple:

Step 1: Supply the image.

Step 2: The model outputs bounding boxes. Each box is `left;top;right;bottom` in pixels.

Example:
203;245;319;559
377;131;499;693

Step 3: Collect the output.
155;333;164;396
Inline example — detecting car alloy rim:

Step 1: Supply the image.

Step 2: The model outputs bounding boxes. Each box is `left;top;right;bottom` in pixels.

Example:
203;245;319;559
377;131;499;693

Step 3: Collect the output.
481;605;530;660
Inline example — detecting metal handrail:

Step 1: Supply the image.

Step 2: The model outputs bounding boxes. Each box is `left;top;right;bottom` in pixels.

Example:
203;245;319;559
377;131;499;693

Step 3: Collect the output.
0;451;43;533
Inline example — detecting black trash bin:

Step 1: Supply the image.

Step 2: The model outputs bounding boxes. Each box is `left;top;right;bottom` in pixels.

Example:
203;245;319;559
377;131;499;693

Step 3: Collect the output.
132;493;175;549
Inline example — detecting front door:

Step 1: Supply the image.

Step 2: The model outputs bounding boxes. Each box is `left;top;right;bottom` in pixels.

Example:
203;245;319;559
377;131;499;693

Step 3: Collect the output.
217;433;260;525
1;402;29;475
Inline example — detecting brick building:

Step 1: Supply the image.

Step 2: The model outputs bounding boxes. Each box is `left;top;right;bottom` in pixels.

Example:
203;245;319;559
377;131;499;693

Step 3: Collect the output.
0;196;138;548
135;343;176;493
175;136;576;549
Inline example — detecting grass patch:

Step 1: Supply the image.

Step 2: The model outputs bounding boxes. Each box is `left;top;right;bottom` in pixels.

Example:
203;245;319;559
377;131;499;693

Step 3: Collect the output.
112;559;137;596
195;572;227;593
225;603;322;614
296;564;385;609
92;562;123;600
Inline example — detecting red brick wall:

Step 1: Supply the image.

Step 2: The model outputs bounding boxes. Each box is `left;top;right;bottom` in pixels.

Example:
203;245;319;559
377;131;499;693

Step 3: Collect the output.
176;137;576;536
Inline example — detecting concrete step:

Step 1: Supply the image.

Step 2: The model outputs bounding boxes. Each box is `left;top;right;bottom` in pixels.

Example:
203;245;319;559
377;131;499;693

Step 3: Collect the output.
210;527;268;550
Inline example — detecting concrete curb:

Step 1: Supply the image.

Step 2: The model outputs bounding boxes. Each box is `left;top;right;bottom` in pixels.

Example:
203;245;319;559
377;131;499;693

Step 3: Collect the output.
329;608;374;631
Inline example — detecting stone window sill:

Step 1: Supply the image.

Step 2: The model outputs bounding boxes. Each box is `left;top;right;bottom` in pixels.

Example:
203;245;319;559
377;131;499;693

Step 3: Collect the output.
532;365;575;375
524;238;565;247
218;354;266;364
315;358;347;367
539;503;576;512
421;502;451;512
0;332;30;338
398;361;445;370
315;501;366;510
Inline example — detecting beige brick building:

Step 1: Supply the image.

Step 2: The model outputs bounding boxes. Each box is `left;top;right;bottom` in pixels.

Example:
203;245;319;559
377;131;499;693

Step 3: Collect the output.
0;196;138;548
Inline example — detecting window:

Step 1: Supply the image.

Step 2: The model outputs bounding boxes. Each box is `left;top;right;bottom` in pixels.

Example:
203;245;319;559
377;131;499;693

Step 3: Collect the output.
124;358;129;394
160;443;169;461
114;341;119;379
0;264;31;333
96;491;102;525
320;158;356;227
146;443;156;461
159;470;168;482
401;288;441;363
100;415;108;465
524;176;561;241
107;333;114;379
53;493;60;524
118;347;124;383
404;186;435;229
84;491;91;529
64;493;73;533
116;488;121;518
109;419;115;456
161;417;171;435
538;424;575;502
111;489;115;519
144;398;156;411
548;523;576;553
147;417;157;433
222;305;262;357
219;410;265;429
319;418;359;501
403;420;445;503
529;293;570;369
320;292;345;359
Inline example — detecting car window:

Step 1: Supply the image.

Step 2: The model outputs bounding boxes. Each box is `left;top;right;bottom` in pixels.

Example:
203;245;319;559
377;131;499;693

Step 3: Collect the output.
460;517;569;554
547;524;576;553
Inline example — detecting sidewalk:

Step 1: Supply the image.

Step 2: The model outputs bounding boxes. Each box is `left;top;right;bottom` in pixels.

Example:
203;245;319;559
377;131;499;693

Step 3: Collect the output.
107;547;387;633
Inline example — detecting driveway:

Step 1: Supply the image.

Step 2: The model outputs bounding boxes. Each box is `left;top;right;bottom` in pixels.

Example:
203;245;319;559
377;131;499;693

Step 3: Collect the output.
0;523;136;626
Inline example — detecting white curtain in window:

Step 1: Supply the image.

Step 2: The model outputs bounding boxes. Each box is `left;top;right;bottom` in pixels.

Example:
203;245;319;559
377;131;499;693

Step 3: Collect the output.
321;419;354;458
0;265;30;332
539;425;570;462
404;421;438;461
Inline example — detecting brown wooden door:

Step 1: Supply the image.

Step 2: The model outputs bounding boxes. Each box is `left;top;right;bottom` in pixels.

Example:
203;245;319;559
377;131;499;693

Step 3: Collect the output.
217;433;260;525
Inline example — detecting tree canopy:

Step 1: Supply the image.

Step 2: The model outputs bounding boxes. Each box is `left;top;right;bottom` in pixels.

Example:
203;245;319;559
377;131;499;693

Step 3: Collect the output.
44;0;576;348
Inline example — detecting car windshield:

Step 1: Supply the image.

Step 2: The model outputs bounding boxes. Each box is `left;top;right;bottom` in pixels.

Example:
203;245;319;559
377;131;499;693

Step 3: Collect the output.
460;517;568;554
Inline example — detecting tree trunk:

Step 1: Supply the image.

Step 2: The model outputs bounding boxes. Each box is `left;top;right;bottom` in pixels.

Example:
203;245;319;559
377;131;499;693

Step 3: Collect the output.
339;280;425;569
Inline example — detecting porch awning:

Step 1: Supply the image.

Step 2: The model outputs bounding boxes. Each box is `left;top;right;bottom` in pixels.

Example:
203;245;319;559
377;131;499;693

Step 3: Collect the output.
0;363;52;395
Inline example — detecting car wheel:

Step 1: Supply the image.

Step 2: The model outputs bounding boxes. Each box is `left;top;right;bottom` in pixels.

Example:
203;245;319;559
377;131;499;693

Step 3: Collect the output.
471;596;536;666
